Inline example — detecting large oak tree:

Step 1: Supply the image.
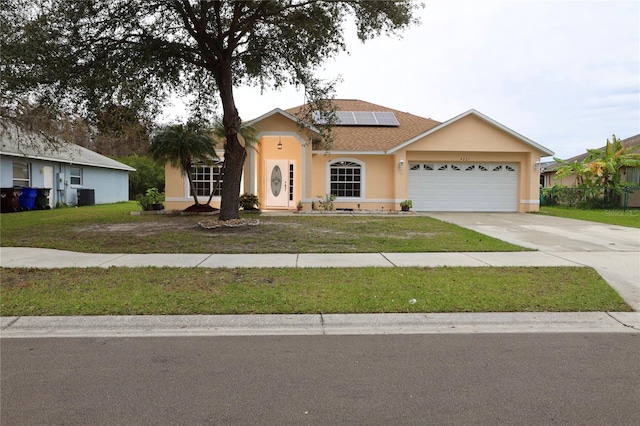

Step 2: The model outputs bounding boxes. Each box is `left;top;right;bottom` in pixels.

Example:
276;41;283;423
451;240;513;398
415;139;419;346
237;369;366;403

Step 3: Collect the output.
1;0;421;220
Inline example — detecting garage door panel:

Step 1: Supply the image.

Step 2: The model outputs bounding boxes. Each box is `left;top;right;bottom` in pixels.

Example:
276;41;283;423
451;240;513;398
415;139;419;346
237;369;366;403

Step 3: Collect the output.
408;163;517;212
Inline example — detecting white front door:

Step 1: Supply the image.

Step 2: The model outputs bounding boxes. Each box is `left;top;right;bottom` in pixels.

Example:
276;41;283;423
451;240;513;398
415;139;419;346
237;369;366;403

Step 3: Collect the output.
265;160;290;208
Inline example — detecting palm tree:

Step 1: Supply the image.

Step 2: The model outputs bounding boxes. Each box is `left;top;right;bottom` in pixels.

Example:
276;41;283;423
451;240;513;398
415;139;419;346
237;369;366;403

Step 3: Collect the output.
585;135;640;189
585;136;640;206
149;121;218;207
554;159;591;187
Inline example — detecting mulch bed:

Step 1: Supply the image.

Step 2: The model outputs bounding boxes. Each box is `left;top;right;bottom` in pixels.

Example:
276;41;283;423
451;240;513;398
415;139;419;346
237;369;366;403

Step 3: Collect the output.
198;218;260;229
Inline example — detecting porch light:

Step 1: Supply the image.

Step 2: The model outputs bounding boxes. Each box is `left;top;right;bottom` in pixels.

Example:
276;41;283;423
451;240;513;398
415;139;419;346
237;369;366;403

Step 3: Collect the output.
399;159;405;169
277;137;283;150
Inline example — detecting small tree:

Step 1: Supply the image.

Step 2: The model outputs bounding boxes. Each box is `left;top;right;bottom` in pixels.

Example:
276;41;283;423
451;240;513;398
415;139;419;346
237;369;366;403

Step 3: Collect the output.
117;154;165;200
554;135;640;208
149;121;218;208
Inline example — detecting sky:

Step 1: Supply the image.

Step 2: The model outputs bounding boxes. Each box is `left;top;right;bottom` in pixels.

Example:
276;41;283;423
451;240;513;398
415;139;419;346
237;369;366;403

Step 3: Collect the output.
162;0;640;160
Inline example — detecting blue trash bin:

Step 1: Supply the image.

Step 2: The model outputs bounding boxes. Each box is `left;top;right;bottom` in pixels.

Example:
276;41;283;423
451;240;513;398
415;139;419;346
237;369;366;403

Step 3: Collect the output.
18;187;38;210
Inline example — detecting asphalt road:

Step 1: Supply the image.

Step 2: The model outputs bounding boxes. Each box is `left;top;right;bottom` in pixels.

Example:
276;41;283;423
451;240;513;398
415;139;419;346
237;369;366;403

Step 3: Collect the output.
2;334;639;425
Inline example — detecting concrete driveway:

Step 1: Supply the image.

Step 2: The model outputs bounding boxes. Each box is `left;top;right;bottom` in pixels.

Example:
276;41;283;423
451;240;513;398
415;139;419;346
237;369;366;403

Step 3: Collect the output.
424;212;640;311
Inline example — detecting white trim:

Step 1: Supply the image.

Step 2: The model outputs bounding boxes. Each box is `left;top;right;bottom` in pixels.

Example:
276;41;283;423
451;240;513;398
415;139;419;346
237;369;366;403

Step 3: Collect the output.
248;145;257;195
166;195;227;204
245;108;321;134
312;150;386;155
69;166;82;186
306;197;399;204
256;130;305;139
520;199;541;204
387;109;554;156
326;157;366;200
1;150;136;172
12;160;31;187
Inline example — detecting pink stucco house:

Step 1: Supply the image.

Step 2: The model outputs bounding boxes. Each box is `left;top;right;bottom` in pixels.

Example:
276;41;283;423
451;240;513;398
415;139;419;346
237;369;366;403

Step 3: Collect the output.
164;99;553;212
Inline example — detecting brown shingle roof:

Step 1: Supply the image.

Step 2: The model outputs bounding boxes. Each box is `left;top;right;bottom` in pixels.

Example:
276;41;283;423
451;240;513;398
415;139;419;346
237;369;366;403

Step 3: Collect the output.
286;99;441;152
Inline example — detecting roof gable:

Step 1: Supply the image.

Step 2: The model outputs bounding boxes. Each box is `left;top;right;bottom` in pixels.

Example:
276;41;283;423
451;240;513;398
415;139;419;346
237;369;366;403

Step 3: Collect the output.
389;109;554;156
245;108;320;134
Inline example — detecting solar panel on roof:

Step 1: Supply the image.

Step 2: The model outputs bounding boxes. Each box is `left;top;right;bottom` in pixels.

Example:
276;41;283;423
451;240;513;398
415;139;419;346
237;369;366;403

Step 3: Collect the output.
373;111;400;126
335;111;357;125
311;110;399;126
352;111;377;125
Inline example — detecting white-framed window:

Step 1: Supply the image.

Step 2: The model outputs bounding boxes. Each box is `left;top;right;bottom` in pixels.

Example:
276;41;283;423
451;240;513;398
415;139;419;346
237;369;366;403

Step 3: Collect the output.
69;167;82;185
190;160;224;197
13;161;30;187
329;160;363;198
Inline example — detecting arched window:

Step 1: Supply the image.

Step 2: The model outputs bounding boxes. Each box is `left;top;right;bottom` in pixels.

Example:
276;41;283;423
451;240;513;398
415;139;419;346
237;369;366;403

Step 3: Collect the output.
329;160;362;198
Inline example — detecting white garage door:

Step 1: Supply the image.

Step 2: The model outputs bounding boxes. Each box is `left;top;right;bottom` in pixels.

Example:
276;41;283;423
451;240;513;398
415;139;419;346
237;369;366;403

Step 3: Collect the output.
408;163;518;212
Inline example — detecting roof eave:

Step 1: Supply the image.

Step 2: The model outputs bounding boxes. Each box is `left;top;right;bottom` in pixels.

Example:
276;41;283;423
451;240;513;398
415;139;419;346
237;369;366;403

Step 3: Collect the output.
311;150;387;155
0;150;136;172
246;108;321;134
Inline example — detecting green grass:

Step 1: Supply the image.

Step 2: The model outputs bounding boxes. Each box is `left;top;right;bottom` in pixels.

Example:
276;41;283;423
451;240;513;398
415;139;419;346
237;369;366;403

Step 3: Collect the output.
1;266;631;315
1;203;632;316
0;202;527;253
537;206;640;228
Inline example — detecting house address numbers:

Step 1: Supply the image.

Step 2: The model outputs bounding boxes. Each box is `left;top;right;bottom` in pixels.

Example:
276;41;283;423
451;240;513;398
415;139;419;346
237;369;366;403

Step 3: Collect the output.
460;157;470;161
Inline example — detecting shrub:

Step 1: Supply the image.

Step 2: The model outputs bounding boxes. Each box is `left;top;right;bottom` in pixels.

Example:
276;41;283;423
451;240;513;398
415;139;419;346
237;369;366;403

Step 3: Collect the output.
137;188;164;211
316;194;336;211
239;193;260;211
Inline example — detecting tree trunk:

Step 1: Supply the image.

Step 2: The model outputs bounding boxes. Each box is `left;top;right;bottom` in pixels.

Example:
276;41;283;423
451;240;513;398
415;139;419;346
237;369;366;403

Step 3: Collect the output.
206;161;223;205
186;173;200;205
183;160;200;206
217;63;245;221
219;139;245;220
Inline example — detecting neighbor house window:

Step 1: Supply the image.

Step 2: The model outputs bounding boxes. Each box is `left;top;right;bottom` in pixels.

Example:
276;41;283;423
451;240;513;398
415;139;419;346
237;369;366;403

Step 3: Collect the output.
191;161;224;197
69;167;82;185
13;161;30;187
626;167;640;185
330;160;361;198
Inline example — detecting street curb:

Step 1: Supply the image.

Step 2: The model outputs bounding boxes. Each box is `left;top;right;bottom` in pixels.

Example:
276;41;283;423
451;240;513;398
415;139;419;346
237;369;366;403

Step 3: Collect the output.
1;312;638;338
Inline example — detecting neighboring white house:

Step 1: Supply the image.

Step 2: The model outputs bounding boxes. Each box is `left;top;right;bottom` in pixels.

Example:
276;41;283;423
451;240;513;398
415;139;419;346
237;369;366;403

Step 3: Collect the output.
0;125;135;208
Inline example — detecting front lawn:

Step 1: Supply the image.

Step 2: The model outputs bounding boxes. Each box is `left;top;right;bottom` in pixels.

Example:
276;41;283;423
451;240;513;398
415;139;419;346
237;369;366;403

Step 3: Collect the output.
537;206;640;228
0;202;527;253
0;266;631;315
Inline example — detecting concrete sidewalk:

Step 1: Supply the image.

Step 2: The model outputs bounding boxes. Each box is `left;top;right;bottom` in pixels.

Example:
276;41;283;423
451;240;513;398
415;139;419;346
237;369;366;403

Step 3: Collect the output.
0;246;592;268
2;312;639;338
